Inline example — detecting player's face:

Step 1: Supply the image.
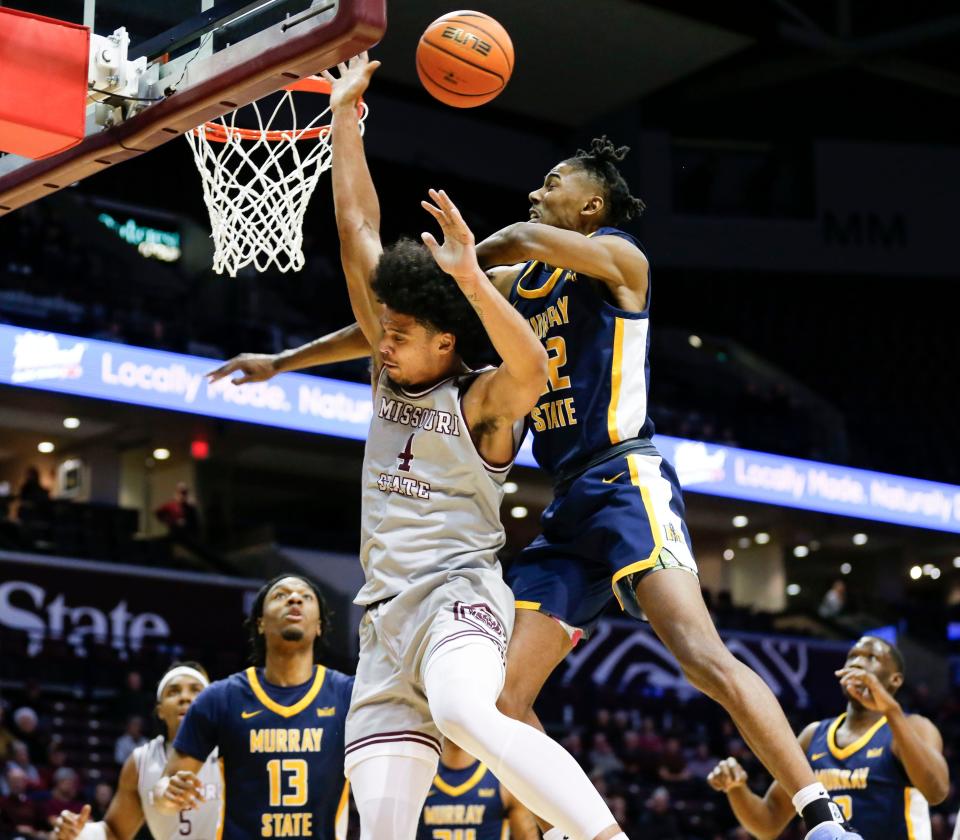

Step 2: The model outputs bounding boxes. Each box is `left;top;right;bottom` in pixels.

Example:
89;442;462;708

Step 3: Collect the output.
528;163;602;231
379;309;456;387
156;676;206;738
840;637;899;701
259;577;322;650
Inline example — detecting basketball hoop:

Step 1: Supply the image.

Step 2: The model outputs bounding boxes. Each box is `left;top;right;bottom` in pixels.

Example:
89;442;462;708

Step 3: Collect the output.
185;77;368;277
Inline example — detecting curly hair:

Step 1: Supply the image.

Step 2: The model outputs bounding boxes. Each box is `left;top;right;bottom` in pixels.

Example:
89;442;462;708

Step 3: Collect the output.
370;238;492;367
568;135;646;225
246;574;329;667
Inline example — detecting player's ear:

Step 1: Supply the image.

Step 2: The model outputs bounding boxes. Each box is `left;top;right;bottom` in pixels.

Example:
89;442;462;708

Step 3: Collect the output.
436;331;455;356
581;194;604;219
888;671;904;693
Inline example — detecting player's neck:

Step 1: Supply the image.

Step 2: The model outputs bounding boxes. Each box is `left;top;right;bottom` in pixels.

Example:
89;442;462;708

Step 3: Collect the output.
845;702;885;729
440;748;475;771
262;648;316;687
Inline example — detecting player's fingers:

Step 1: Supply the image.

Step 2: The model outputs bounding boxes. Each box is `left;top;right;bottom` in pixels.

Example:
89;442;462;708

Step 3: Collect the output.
421;200;444;221
233;374;254;385
206;361;234;381
337;62;348;75
79;804;91;825
421;232;442;259
319;69;335;84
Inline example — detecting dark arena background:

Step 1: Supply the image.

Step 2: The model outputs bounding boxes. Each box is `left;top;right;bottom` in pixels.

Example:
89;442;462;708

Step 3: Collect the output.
1;2;959;839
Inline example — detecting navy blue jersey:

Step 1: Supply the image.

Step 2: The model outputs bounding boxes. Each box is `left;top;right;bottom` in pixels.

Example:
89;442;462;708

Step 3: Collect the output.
174;665;354;840
508;226;653;477
417;760;506;840
807;714;930;840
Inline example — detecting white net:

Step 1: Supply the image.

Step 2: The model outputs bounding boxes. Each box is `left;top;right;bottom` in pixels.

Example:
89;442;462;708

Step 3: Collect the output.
185;82;368;277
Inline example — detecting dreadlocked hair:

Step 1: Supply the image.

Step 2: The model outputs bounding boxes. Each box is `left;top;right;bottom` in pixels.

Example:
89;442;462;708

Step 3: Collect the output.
371;238;493;368
571;135;646;225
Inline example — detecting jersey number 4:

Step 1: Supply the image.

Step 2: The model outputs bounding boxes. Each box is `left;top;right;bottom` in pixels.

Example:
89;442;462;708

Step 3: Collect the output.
397;433;415;471
267;759;308;807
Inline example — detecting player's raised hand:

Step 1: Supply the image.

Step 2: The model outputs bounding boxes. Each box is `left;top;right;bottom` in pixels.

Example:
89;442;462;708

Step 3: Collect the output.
707;757;748;792
321;51;380;111
206;353;279;385
52;804;91;840
162;770;205;810
421;189;481;281
836;666;898;714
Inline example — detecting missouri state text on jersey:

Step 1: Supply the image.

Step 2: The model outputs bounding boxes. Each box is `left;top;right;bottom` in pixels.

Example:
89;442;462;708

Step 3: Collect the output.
806;714;930;840
173;666;353;840
509;227;654;477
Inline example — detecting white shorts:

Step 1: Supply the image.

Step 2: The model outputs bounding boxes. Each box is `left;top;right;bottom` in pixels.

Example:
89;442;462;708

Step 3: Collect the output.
344;568;514;774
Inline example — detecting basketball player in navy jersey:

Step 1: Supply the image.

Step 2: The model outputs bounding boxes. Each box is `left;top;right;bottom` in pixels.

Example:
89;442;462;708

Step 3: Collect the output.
152;575;354;840
417;740;539;840
207;53;852;840
708;636;948;839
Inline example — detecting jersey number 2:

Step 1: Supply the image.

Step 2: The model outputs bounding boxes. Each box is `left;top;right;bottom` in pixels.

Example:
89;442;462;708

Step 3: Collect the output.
267;758;308;807
545;336;571;392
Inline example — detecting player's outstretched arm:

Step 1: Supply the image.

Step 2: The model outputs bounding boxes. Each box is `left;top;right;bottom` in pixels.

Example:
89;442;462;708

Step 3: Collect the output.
53;754;146;840
707;756;795;840
476;222;648;303
206;323;371;385
421;189;547;426
837;666;950;804
154;750;206;815
322;53;385;368
501;786;540;840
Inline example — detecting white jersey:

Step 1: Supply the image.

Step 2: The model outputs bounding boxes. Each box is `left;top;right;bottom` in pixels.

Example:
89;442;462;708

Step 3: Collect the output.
134;735;221;840
356;367;523;605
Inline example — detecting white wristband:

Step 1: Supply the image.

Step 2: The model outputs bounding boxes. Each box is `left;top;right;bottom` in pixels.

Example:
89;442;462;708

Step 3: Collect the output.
78;821;108;840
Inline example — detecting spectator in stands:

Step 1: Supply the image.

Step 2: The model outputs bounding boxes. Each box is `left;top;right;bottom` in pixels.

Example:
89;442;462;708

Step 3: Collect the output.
588;732;624;777
818;579;846;619
685;740;721;780
39;768;84;829
0;706;14;764
0;766;45;839
113;671;153;721
39;741;68;790
637;786;681;839
16;468;50;524
154;483;199;540
10;708;43;763
90;782;114;822
657;736;692;784
114;716;147;765
4;741;41;789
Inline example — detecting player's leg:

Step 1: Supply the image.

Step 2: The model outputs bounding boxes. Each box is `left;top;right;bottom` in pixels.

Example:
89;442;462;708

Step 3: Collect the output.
635;568;852;836
424;640;628;840
495;607;571;730
349;754;436;840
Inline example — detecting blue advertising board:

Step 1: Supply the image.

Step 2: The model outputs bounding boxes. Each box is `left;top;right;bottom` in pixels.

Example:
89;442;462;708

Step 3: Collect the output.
2;325;959;533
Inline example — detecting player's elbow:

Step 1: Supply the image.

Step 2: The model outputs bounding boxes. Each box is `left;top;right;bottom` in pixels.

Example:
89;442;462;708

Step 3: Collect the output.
921;775;950;806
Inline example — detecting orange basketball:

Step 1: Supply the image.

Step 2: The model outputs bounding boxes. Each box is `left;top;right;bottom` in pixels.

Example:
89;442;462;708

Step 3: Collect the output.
416;10;514;108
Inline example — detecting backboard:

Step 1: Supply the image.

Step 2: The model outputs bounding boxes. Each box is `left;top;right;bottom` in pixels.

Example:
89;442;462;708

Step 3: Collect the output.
0;0;386;215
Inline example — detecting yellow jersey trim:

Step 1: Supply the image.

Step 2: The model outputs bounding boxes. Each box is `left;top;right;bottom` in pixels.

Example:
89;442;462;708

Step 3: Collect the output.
826;713;888;760
433;762;489;798
904;788;916;840
515;600;542;611
335;780;350;840
610;454;662;608
500;818;509;840
245;665;327;718
215;758;225;840
517;265;564;299
607;317;625;444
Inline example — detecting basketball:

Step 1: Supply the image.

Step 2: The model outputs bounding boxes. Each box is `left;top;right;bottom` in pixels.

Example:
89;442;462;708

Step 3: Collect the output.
416;10;514;108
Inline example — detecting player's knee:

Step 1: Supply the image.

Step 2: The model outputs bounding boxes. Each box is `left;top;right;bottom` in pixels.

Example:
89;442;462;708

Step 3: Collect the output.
495;683;531;721
676;641;740;699
428;690;483;746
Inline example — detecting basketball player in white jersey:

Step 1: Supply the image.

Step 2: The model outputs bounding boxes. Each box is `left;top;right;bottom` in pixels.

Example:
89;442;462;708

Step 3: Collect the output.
320;53;633;840
51;663;220;840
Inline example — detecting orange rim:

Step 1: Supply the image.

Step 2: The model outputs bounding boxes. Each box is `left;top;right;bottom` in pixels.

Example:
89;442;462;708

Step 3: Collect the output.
192;77;364;143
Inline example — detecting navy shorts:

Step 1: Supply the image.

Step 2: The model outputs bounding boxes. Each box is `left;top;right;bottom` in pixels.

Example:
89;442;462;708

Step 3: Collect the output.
506;450;698;633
